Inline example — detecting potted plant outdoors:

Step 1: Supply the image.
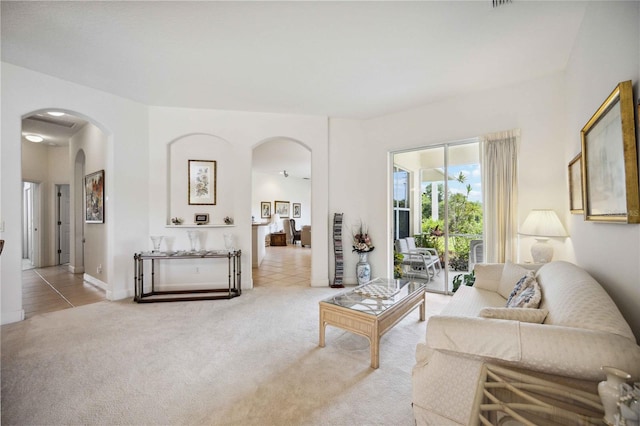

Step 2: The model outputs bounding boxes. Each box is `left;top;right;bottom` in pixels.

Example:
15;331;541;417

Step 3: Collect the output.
452;270;475;293
393;251;404;279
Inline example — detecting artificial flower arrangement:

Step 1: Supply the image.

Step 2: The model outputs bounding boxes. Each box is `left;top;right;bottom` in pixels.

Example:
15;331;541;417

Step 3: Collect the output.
352;222;374;253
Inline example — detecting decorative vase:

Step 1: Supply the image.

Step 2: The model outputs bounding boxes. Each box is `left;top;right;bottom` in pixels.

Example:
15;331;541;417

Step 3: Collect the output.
598;366;631;425
356;252;371;285
223;234;235;251
187;231;199;252
150;236;164;252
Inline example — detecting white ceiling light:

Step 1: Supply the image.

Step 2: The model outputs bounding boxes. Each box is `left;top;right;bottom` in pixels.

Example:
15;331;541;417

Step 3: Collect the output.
25;134;44;143
47;111;65;117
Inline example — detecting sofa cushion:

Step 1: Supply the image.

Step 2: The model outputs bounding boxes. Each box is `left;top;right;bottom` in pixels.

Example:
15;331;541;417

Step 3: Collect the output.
440;286;506;317
480;307;548;323
473;263;504;292
506;278;542;309
504;271;535;306
498;261;532;299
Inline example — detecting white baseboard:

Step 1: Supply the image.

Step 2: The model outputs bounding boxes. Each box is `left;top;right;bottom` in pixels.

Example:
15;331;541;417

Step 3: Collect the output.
311;278;330;287
69;265;84;274
154;282;231;292
84;274;107;291
2;309;25;325
108;287;133;301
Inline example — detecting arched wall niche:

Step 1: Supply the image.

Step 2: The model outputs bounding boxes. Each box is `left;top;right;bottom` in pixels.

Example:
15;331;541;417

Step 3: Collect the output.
166;133;235;226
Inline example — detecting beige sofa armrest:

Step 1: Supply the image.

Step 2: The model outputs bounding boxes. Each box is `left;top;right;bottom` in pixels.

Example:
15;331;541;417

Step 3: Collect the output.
426;315;640;381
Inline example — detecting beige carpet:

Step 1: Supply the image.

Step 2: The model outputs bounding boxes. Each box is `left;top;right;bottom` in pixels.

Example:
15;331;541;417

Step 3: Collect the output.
1;285;449;425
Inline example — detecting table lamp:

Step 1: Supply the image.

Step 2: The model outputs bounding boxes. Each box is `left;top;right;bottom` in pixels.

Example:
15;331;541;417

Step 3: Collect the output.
271;213;281;233
519;209;568;263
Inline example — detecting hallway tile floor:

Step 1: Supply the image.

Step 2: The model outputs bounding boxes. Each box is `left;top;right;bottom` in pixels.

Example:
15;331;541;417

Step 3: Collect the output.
22;266;107;318
252;244;311;288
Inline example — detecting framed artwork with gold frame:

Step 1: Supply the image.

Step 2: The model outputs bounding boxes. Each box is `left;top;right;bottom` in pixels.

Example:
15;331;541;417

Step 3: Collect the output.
580;80;639;223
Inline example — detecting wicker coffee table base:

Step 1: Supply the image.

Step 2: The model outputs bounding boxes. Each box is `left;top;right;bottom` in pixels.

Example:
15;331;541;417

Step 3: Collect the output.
319;287;425;369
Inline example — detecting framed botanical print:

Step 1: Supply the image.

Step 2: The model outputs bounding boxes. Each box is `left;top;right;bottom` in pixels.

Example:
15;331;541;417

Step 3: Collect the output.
568;153;583;214
293;203;301;218
261;201;271;218
85;170;105;223
274;200;290;218
580;80;639;223
188;160;216;205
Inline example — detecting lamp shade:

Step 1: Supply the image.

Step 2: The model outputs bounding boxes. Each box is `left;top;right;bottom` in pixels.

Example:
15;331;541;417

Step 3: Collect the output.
271;213;281;232
520;209;568;237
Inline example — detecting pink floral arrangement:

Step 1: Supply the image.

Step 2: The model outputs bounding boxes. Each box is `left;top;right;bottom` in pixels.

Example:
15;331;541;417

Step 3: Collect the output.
352;222;374;253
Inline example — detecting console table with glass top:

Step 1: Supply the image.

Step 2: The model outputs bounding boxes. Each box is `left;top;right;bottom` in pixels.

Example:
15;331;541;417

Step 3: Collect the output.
133;250;241;303
319;277;426;369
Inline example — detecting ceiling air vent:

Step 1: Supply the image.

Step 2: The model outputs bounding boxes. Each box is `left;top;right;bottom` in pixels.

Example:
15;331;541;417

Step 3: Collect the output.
27;114;77;129
493;0;512;7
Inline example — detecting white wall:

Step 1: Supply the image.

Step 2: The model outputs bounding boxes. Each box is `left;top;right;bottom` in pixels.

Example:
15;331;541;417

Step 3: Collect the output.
563;1;640;339
70;123;108;285
328;118;376;283
252;171;311;227
1;63;149;323
333;73;567;282
148;106;329;288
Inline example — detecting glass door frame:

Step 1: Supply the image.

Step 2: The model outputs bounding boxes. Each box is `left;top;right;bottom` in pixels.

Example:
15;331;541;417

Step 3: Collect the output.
390;137;483;295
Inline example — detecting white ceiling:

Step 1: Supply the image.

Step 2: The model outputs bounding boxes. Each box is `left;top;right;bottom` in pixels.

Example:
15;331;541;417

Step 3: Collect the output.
2;1;587;120
21;113;88;147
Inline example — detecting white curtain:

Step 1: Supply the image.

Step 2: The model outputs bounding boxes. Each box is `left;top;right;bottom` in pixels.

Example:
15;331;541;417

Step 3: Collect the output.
482;129;520;263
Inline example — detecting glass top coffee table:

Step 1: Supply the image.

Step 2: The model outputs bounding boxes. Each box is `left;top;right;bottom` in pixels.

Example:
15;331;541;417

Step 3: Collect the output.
319;277;426;369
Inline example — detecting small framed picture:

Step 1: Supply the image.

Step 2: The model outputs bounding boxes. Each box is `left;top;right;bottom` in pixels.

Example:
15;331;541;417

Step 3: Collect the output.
194;213;209;225
293;203;301;218
188;160;216;205
85;170;105;223
568;153;583;214
261;201;271;218
274;200;290;218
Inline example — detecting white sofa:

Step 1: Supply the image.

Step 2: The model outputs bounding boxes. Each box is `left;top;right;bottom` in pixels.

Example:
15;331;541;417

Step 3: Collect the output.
412;260;640;425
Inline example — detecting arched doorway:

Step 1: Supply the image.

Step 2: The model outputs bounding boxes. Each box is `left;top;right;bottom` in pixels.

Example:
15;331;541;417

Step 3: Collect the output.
20;110;108;317
251;137;312;288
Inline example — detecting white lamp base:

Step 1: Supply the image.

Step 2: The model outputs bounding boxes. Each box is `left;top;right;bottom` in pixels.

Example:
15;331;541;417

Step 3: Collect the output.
530;238;553;263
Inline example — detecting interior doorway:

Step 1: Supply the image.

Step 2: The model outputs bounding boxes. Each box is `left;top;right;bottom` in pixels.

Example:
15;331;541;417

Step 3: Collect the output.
56;184;71;265
251;137;312;287
22;181;40;270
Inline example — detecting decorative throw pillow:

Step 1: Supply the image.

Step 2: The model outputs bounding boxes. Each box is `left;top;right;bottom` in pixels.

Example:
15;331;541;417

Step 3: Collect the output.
480;307;548;324
507;278;542;309
505;271;535;306
498;262;532;299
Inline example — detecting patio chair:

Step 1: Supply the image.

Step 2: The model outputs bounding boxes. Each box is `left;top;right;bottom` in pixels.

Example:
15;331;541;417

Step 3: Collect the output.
395;239;439;281
405;237;442;276
468;239;483;272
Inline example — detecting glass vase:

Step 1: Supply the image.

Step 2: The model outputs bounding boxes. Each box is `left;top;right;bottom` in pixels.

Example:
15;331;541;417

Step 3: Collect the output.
150;236;164;252
187;231;199;252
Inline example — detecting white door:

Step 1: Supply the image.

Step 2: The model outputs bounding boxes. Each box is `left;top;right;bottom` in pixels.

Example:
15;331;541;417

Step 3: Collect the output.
58;184;71;264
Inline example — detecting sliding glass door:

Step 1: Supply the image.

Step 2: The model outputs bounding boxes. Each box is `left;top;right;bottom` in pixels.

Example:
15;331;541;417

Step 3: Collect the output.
392;139;483;293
